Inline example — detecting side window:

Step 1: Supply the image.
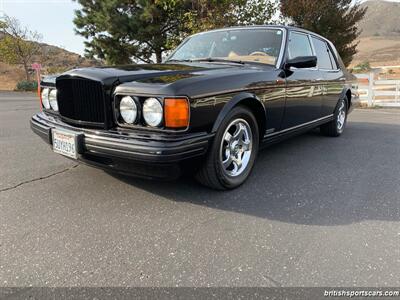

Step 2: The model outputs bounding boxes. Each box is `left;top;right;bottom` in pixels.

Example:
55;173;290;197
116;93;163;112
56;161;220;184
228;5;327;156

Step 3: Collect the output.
328;47;338;69
288;32;313;59
311;37;333;70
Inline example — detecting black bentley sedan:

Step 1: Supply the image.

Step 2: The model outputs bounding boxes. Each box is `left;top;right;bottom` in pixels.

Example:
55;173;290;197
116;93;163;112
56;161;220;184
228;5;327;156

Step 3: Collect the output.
31;26;356;190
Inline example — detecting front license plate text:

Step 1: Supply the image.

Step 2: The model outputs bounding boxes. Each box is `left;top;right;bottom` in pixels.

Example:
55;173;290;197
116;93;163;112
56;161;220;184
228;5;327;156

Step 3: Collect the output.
52;129;78;159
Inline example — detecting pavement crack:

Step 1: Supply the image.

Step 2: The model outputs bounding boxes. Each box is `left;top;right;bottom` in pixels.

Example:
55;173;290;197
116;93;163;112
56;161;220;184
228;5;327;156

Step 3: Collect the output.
262;274;282;287
0;164;79;193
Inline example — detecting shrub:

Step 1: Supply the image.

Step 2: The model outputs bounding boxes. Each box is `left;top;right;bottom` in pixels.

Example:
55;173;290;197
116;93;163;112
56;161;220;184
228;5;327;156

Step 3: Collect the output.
46;66;69;75
15;80;38;91
353;61;371;73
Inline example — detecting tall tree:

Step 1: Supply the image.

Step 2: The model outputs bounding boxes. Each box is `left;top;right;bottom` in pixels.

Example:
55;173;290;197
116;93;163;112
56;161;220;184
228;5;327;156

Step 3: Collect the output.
280;0;366;66
187;0;276;31
74;0;190;64
0;15;42;81
73;0;277;65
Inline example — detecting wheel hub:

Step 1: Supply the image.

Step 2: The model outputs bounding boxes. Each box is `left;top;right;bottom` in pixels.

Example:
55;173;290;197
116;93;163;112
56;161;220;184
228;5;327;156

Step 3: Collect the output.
220;119;253;177
337;101;346;131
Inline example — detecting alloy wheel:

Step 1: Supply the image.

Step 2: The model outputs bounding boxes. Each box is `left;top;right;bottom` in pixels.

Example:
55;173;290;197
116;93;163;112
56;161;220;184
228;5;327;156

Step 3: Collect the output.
337;100;346;131
219;118;253;177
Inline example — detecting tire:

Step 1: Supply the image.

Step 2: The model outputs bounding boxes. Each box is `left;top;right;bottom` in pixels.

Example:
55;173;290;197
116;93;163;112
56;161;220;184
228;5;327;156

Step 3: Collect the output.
320;97;348;137
195;106;259;190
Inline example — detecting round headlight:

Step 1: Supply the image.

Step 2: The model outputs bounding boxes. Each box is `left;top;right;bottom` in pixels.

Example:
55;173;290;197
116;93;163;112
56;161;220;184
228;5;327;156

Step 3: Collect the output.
143;98;163;127
49;89;58;111
119;96;138;124
41;88;50;109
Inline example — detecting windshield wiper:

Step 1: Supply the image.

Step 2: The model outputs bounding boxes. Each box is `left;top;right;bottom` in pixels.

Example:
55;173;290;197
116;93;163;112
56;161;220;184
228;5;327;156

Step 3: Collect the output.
191;58;245;65
165;59;193;63
166;58;246;65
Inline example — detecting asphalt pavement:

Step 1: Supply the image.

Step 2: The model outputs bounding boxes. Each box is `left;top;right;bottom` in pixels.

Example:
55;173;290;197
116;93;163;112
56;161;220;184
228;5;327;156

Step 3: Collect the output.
0;91;399;287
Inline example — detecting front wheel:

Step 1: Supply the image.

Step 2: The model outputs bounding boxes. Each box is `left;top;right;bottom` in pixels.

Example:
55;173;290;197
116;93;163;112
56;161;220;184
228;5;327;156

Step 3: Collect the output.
320;97;348;137
195;106;259;190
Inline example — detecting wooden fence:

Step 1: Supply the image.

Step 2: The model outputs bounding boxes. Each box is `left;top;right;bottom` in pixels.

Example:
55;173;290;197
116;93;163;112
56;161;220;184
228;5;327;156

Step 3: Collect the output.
355;73;400;107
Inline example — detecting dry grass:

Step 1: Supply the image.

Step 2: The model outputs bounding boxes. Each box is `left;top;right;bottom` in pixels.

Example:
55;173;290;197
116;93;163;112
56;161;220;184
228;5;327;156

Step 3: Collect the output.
0;62;25;91
0;40;100;91
352;36;400;67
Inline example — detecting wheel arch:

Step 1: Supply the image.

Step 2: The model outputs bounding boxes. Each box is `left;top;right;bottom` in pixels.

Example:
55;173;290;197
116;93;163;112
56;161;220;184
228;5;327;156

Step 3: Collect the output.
345;89;352;108
211;93;266;139
340;88;352;109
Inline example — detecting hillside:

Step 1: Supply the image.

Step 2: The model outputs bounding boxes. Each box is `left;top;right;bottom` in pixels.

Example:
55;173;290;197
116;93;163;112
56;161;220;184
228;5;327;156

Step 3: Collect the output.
358;0;400;37
0;40;99;90
352;0;400;67
352;36;400;67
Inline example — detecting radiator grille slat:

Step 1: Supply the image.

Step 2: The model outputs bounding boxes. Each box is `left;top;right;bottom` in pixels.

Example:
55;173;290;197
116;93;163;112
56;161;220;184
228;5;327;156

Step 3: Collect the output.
56;78;105;125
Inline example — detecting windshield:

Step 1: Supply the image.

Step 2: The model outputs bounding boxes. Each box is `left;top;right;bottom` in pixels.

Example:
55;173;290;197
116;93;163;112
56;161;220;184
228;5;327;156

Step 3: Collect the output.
167;28;283;66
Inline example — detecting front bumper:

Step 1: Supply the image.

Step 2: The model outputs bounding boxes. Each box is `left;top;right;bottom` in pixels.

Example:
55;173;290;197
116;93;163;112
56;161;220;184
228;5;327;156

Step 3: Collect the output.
31;113;213;178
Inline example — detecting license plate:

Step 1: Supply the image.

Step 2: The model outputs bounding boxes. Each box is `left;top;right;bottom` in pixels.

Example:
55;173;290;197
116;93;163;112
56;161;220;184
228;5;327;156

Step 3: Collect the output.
52;129;78;159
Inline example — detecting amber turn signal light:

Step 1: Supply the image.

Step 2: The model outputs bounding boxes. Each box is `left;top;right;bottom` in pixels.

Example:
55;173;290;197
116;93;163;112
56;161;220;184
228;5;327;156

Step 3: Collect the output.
164;98;189;128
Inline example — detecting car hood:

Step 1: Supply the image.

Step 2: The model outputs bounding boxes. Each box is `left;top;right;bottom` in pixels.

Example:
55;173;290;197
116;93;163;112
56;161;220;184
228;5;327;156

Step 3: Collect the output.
60;63;235;83
56;62;279;99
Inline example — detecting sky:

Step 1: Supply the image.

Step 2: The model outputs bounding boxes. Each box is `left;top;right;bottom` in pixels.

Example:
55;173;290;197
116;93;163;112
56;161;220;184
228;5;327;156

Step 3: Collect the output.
0;0;86;55
1;0;400;56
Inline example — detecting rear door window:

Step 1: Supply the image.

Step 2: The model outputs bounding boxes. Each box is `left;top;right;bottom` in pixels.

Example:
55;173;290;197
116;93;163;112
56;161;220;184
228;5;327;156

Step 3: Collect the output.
311;37;334;70
327;47;338;69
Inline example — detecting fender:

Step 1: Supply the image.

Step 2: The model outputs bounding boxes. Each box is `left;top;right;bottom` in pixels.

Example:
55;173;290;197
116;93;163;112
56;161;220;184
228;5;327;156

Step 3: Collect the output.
211;92;267;133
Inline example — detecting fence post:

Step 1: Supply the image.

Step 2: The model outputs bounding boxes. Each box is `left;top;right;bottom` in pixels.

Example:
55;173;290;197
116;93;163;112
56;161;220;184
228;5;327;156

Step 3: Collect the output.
368;72;374;107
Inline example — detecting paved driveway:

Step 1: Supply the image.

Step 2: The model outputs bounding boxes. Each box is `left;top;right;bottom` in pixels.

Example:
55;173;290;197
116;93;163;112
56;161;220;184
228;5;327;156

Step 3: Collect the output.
0;92;399;286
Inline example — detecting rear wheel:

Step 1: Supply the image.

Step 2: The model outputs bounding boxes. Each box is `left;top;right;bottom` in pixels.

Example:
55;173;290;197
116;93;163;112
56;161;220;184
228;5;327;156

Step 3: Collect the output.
195;106;259;190
320;97;348;137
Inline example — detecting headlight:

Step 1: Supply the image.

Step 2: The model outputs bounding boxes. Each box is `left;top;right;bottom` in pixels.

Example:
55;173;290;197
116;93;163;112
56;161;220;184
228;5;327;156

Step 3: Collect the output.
143;98;163;127
49;89;58;111
119;96;137;124
41;88;50;109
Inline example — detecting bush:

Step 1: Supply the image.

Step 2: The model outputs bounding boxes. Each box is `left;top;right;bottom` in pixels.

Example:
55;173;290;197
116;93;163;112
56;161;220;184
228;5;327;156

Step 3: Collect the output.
353;61;371;73
15;80;38;91
46;66;69;75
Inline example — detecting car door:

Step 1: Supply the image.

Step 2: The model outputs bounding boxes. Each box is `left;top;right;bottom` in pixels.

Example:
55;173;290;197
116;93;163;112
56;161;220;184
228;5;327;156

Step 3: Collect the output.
281;31;325;129
310;36;345;116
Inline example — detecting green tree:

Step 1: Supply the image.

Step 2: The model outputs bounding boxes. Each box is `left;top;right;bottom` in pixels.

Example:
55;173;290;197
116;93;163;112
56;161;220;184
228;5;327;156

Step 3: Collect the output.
73;0;277;65
0;16;42;81
74;0;190;64
280;0;367;67
187;0;276;31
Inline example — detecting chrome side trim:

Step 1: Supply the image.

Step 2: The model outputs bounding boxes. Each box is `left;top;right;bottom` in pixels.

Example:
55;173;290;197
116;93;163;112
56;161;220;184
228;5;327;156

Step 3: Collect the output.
191;83;284;100
264;115;334;138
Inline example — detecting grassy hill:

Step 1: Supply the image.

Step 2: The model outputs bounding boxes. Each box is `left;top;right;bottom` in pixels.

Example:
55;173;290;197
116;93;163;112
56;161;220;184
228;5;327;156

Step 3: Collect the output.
358;0;400;37
352;0;400;67
353;36;400;67
0;39;99;91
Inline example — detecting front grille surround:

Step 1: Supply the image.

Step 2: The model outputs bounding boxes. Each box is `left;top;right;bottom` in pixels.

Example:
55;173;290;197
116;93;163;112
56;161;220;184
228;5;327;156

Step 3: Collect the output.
56;77;107;128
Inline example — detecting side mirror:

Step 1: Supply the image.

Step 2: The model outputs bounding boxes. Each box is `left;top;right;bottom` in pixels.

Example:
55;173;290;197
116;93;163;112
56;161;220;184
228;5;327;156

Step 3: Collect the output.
285;56;317;69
